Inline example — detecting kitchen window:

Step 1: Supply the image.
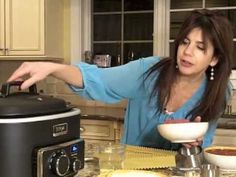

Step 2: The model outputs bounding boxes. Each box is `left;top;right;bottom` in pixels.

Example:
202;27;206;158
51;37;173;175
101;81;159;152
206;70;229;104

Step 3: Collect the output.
92;0;154;66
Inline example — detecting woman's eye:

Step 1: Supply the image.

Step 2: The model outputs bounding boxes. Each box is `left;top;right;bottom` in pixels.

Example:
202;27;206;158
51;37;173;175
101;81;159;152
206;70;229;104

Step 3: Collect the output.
181;39;189;45
197;45;205;51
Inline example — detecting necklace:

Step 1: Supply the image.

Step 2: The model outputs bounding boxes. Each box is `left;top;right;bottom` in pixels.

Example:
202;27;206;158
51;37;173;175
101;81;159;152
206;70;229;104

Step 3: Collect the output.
163;108;174;115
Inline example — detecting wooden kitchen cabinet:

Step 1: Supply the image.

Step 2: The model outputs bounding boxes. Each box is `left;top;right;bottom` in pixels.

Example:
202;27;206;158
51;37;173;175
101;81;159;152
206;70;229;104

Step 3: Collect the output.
212;128;236;146
80;118;124;154
0;0;64;59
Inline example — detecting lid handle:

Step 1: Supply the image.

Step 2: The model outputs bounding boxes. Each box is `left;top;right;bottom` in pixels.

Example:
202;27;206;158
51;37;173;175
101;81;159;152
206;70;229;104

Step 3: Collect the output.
1;81;37;97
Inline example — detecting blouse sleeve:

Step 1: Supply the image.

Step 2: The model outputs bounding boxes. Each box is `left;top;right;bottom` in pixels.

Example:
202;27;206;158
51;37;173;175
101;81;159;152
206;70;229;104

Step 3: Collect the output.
69;56;160;103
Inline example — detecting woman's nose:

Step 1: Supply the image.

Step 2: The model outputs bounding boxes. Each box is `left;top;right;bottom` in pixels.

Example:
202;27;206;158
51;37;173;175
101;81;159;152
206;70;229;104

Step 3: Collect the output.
183;44;193;56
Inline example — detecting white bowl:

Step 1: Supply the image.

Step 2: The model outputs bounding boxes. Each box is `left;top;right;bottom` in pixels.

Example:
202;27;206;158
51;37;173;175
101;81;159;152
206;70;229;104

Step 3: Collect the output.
204;146;236;170
157;122;209;143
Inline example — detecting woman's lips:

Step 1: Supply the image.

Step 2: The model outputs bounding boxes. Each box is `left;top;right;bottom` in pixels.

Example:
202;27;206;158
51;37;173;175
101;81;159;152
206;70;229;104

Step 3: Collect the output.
180;59;193;67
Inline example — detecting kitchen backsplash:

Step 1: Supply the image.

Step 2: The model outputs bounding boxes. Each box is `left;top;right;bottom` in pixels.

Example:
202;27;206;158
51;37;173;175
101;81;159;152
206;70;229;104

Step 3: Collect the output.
1;60;236;112
44;77;127;108
0;61;127;109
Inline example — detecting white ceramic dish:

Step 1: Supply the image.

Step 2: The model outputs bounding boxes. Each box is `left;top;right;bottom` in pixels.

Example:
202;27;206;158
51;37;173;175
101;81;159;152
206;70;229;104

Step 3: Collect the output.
204;146;236;170
157;122;209;143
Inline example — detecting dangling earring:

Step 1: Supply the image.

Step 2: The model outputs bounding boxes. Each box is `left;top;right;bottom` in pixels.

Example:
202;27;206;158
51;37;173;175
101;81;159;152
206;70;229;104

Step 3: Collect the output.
210;67;214;80
176;64;179;69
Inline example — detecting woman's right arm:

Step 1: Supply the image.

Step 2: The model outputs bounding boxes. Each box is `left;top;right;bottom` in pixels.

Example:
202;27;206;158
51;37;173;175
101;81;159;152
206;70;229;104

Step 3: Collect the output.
7;62;84;90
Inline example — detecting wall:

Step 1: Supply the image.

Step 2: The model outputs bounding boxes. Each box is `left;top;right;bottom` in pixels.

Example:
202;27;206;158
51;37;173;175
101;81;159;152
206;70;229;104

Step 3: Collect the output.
0;61;127;109
44;76;127;109
0;61;24;83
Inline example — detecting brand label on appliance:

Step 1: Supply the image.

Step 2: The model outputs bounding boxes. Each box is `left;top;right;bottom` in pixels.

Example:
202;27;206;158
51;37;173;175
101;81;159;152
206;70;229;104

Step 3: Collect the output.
53;123;68;137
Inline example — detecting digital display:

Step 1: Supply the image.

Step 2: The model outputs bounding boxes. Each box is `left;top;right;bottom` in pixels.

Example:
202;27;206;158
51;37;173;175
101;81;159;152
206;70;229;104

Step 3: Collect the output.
71;144;79;153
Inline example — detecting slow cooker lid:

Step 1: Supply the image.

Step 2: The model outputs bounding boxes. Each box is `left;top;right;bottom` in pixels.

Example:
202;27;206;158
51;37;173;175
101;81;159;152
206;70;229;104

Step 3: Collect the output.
0;82;71;118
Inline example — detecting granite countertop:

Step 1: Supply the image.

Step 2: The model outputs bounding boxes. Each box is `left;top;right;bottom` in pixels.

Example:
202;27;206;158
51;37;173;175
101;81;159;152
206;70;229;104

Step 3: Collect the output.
221;113;236;119
77;106;236;127
76;158;174;177
76;158;236;177
76;158;100;177
77;106;125;121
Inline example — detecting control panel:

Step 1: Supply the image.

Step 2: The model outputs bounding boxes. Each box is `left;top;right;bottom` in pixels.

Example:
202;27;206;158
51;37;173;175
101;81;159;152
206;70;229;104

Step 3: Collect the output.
35;139;84;177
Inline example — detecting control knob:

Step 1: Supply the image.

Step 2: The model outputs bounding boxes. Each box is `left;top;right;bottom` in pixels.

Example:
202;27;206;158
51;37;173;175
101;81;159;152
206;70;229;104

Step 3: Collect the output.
50;152;70;176
71;158;81;173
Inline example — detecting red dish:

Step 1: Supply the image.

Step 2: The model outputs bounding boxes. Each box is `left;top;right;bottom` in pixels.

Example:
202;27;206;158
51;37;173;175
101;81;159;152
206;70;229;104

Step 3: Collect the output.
164;119;190;124
206;149;236;156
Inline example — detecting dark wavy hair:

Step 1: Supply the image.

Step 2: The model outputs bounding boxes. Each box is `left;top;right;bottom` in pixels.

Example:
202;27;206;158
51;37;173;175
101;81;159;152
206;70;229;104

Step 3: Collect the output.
146;9;233;121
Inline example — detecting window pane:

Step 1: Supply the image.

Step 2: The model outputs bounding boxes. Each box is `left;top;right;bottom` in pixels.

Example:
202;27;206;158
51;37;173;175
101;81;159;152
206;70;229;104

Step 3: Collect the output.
170;9;236;39
170;11;191;40
124;0;153;11
171;0;202;9
233;42;236;69
169;42;175;58
206;0;236;7
216;9;236;38
124;13;153;40
123;43;153;63
93;15;121;41
92;0;154;66
93;43;121;67
93;0;121;12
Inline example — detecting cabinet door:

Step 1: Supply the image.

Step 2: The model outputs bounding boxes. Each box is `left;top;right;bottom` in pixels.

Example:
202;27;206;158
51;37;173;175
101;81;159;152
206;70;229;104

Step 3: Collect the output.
80;119;116;141
5;0;44;55
0;0;4;55
213;129;236;146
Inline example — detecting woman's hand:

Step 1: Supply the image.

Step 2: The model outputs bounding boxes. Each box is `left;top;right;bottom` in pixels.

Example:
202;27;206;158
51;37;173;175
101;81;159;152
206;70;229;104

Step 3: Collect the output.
7;62;62;90
182;116;203;148
7;62;83;90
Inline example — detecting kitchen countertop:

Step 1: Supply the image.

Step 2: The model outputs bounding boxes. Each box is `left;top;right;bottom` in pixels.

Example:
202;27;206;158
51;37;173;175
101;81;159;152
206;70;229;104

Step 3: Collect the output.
76;158;174;177
222;113;236;118
77;106;236;129
77;106;125;121
76;158;100;177
75;158;236;177
220;114;236;129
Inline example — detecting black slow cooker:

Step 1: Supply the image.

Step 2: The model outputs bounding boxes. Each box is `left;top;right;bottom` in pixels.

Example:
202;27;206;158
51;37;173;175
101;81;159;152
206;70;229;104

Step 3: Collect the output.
0;82;84;177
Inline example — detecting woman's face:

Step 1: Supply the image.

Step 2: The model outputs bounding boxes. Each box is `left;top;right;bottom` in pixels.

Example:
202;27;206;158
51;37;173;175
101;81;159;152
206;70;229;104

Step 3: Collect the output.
176;27;218;78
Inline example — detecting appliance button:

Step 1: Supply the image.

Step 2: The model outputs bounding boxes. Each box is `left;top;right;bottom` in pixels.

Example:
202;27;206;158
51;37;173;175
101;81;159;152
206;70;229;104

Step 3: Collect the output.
50;152;70;176
71;158;81;173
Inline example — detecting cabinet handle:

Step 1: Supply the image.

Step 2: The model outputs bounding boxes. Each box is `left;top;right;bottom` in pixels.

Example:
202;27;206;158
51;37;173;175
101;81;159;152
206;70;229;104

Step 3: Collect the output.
0;48;4;51
80;127;85;132
5;48;9;55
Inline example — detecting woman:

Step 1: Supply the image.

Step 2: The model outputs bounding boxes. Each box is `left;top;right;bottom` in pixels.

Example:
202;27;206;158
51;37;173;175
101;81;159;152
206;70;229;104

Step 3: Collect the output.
7;9;233;150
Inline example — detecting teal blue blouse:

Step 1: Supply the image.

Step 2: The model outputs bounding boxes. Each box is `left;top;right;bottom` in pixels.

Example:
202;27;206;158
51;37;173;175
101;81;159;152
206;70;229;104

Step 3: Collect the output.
70;56;219;150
